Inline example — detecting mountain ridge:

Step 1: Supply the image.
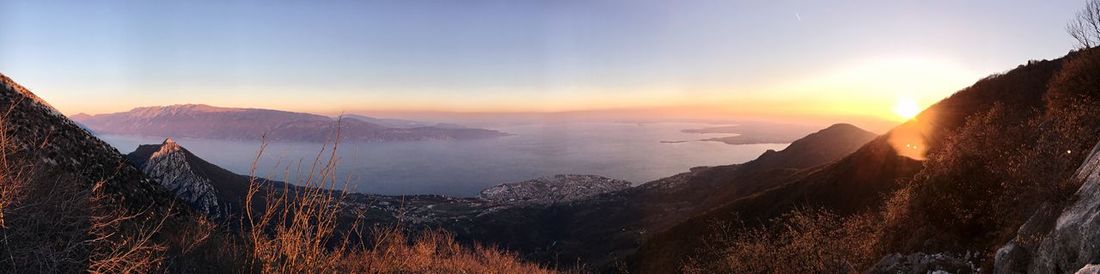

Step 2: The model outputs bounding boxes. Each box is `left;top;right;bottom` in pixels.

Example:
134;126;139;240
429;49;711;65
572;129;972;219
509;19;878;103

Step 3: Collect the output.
629;48;1081;273
74;104;510;142
451;122;881;270
0;73;178;211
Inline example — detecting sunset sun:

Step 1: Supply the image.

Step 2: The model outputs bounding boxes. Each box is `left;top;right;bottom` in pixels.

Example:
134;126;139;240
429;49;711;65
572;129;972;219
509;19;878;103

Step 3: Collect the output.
893;97;921;120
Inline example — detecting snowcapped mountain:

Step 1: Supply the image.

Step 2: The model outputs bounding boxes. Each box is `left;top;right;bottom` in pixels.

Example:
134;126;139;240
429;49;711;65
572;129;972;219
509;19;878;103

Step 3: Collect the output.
74;104;509;142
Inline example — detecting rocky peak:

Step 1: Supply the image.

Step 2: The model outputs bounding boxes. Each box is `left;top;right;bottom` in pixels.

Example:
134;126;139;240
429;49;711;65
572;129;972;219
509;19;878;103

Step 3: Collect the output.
742;123;878;171
138;138;223;218
155;138;181;155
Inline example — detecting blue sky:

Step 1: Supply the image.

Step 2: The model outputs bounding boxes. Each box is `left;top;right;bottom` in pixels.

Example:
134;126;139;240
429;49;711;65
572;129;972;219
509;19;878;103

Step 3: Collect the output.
0;0;1086;121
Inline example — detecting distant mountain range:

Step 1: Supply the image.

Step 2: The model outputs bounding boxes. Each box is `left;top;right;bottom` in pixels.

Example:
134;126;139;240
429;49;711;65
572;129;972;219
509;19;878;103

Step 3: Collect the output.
72;104;509;142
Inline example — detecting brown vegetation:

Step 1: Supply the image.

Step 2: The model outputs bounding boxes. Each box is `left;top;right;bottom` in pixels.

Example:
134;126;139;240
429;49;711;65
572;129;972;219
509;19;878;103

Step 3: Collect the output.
0;112;178;272
883;47;1100;258
350;226;559;273
685;209;882;273
682;44;1100;274
0;112;554;273
236;127;557;273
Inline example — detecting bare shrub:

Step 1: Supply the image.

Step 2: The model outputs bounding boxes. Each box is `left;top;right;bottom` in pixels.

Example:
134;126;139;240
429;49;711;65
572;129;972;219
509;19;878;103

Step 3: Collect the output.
240;122;555;273
242;131;351;273
0;108;27;231
0;111;554;273
0;111;175;273
348;226;557;273
85;182;169;273
1068;0;1100;49
691;208;883;273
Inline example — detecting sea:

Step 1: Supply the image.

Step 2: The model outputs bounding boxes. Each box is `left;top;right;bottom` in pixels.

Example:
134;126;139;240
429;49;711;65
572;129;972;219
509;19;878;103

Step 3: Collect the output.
99;122;788;197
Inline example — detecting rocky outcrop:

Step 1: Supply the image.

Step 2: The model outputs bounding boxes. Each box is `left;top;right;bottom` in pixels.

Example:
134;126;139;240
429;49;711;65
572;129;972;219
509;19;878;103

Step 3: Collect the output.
869;253;977;274
1017;142;1100;273
1079;264;1100;274
139;138;223;218
479;175;631;205
993;202;1060;273
996;142;1100;274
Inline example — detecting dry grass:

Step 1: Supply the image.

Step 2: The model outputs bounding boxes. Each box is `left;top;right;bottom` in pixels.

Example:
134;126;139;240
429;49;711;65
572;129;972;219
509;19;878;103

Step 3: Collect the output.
84;182;170;273
242;130;353;273
347;226;557;274
0;112;177;273
687;208;883;274
240;121;557;273
0;112;556;273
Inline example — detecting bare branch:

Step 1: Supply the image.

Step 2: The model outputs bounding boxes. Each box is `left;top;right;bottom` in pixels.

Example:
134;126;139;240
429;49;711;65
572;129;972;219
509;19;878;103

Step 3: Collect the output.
1068;0;1100;49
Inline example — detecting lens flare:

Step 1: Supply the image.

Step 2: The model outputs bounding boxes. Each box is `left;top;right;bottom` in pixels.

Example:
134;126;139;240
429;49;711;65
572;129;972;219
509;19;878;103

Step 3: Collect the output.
887;108;935;161
893;98;921;120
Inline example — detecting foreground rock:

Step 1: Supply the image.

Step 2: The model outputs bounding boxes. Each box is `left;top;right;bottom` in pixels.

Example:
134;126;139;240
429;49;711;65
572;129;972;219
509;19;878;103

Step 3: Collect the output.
479;174;631;205
869;253;977;274
1021;142;1100;273
994;141;1100;274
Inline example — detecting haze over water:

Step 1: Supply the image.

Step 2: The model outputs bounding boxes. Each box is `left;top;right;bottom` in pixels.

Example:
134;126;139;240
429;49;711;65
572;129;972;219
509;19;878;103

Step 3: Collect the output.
100;122;787;196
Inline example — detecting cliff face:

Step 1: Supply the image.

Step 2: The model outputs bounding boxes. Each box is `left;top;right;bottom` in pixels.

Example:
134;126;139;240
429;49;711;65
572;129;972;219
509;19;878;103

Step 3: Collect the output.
138;138;223;218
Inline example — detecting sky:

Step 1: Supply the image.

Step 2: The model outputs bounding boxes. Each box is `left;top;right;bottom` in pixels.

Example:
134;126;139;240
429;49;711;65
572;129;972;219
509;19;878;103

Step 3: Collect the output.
0;0;1087;126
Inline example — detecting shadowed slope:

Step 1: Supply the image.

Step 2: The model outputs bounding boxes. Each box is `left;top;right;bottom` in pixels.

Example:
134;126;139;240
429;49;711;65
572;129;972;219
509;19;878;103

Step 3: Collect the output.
0;73;178;213
460;123;879;270
630;50;1070;273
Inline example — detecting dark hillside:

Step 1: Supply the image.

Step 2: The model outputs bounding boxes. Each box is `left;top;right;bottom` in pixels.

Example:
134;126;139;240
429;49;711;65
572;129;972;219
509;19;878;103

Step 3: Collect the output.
0;73;556;273
459;123;878;270
123;140;306;214
0;73;224;272
631;50;1075;273
0;74;178;211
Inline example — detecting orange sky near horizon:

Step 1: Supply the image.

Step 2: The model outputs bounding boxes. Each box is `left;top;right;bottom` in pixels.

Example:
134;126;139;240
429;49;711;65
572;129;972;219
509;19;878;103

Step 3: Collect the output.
4;0;1080;132
35;53;982;134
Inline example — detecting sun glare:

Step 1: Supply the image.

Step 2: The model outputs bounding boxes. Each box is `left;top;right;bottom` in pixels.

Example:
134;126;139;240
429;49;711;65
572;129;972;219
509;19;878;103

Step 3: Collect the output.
893;98;921;120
